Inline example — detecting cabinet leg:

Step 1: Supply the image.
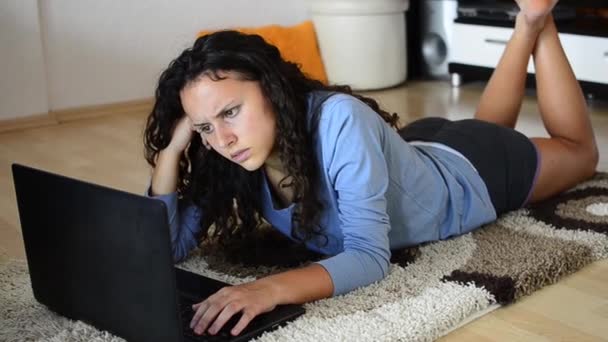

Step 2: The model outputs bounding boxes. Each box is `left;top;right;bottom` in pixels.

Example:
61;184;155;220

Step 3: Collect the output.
450;73;462;88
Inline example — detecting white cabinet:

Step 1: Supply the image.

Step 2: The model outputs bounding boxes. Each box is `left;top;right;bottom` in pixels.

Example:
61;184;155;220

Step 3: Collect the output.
559;33;608;84
452;24;530;71
449;22;608;98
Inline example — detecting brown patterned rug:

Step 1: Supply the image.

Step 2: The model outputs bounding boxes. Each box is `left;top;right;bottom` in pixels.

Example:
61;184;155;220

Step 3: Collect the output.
1;173;607;341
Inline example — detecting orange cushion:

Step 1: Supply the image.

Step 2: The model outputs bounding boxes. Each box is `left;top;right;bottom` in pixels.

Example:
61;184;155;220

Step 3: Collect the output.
197;21;327;84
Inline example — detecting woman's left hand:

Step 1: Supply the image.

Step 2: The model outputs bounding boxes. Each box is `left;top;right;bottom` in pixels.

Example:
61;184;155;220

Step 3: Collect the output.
189;280;280;336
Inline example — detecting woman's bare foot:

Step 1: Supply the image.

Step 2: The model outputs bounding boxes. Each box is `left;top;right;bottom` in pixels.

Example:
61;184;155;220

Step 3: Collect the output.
515;0;558;31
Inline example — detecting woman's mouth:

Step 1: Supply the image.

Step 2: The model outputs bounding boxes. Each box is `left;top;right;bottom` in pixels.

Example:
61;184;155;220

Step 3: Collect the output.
230;149;251;163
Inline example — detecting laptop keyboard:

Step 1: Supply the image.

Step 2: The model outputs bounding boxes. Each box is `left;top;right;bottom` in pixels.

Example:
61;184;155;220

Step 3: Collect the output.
179;294;257;341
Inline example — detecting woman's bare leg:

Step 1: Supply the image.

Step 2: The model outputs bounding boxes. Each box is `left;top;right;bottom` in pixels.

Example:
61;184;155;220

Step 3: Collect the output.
474;0;598;202
472;1;551;127
526;12;598;202
475;0;599;202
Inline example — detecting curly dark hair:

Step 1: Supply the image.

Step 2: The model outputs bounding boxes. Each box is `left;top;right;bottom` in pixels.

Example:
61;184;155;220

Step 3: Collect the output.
144;30;399;251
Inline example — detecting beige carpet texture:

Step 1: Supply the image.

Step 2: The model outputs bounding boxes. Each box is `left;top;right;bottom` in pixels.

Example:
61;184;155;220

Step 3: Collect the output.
1;173;607;342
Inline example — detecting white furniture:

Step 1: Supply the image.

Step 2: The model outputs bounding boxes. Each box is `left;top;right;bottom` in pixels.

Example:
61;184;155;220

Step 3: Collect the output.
307;0;410;90
448;21;608;99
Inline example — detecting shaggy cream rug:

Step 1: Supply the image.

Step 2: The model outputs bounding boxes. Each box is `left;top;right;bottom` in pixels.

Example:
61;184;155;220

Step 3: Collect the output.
1;173;607;342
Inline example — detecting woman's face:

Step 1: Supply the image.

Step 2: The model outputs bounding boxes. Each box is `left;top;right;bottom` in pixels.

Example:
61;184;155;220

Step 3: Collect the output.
180;71;278;172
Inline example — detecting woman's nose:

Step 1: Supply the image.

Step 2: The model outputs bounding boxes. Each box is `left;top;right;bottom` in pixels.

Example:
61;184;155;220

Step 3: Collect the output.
215;125;236;148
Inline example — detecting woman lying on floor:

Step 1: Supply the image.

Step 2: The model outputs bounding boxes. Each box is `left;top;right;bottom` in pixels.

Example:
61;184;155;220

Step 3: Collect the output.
143;0;598;337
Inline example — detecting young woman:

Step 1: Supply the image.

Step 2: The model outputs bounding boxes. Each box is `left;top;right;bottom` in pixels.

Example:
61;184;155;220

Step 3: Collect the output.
143;0;598;337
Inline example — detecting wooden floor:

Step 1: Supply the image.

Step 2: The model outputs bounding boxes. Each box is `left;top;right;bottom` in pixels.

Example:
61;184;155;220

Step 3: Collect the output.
1;81;607;340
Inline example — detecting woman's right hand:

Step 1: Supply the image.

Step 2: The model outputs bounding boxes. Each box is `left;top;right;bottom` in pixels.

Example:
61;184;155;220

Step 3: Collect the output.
151;116;193;196
167;116;194;154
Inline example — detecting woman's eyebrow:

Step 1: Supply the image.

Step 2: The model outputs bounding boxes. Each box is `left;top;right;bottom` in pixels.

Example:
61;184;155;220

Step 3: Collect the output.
193;101;235;126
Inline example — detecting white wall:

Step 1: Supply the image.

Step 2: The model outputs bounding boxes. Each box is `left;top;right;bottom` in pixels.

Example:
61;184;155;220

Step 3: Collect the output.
1;0;309;120
0;0;49;119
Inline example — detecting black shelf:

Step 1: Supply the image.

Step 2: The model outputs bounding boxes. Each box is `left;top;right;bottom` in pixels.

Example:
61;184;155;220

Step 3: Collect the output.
454;17;608;38
448;63;608;100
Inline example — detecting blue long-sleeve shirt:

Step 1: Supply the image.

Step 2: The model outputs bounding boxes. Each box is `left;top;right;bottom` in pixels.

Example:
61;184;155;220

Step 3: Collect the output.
149;92;496;296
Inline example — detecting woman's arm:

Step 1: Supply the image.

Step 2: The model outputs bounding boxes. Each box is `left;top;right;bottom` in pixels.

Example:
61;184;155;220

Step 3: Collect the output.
151;148;181;195
259;263;334;304
150;190;202;263
151;116;194;195
188;263;333;337
148;116;204;261
313;95;392;295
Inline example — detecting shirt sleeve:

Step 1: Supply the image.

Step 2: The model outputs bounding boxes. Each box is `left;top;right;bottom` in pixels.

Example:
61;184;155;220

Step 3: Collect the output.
145;186;203;263
314;96;392;296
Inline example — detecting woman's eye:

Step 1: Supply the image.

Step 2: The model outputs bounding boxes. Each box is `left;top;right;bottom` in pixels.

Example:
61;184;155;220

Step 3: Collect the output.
224;107;239;118
197;126;212;134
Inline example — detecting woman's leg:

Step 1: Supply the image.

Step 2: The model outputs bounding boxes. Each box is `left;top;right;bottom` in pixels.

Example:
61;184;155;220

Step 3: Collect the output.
474;0;598;203
526;11;598;202
473;3;545;128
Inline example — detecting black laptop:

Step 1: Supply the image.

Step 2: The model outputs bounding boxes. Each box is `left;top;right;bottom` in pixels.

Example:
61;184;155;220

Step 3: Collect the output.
11;163;305;342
